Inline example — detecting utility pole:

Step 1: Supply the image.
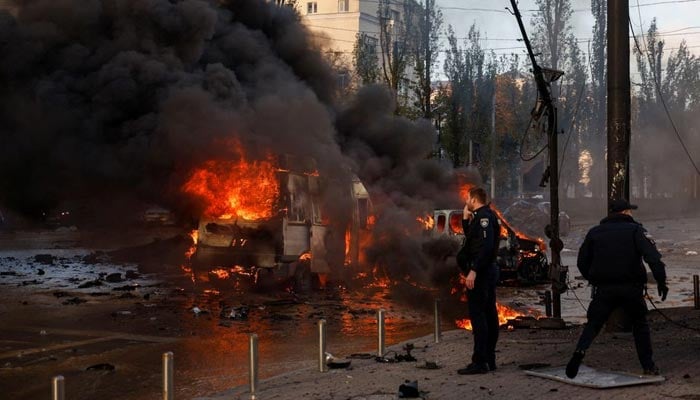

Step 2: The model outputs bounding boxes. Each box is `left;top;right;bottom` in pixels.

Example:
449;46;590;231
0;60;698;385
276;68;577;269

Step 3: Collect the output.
607;0;631;204
424;0;432;120
510;0;567;320
605;0;632;332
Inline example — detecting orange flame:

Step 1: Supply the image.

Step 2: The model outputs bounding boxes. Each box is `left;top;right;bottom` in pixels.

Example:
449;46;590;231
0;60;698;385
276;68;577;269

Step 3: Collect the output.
456;303;527;330
183;144;279;220
490;205;546;251
367;215;376;228
344;229;351;263
459;184;473;203
210;268;230;280
185;229;199;260
417;215;435;230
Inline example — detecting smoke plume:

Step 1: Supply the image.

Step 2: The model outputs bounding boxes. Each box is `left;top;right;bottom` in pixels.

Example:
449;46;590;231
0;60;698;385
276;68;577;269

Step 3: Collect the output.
0;0;477;282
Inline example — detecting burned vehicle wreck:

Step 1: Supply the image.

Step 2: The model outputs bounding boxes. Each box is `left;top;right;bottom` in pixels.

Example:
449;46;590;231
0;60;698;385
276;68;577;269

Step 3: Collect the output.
429;208;549;285
188;155;372;288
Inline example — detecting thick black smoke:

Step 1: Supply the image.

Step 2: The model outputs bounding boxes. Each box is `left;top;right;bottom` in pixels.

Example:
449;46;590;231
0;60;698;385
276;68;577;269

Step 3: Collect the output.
0;0;477;282
0;0;344;219
336;86;481;281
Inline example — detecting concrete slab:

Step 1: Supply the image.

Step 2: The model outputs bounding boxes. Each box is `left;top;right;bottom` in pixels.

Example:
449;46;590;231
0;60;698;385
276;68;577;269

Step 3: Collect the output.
525;365;665;388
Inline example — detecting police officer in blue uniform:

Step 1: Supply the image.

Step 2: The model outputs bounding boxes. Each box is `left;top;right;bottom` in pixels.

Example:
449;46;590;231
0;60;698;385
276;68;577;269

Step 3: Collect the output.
566;199;669;378
457;187;500;375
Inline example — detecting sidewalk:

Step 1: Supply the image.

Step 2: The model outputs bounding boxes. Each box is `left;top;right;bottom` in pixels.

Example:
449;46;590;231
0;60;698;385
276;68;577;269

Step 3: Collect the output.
199;307;700;400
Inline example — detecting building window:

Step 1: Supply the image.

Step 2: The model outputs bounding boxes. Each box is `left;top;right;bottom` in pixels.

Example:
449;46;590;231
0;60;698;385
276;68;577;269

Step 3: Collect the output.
391;10;400;21
307;2;317;14
338;0;349;12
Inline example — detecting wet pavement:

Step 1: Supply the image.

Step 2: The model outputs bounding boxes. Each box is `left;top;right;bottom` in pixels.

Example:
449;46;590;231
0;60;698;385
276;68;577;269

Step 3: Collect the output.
0;216;699;399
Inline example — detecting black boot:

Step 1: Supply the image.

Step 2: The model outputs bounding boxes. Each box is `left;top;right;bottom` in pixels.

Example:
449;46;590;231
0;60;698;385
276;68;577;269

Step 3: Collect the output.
457;362;489;375
565;350;585;378
643;364;660;376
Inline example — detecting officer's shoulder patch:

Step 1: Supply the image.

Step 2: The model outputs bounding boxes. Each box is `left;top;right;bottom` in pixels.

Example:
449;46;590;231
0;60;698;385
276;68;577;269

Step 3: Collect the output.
480;218;489;228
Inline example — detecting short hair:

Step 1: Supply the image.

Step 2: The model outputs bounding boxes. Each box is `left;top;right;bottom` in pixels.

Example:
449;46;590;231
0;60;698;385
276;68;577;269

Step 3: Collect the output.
468;187;488;204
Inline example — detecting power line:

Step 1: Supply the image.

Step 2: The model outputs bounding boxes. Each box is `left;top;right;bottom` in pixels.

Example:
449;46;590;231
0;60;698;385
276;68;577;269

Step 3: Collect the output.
629;9;700;176
305;23;700;42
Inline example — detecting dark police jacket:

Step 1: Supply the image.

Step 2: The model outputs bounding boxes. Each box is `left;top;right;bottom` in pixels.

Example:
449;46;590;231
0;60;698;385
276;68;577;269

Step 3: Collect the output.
577;213;666;286
457;204;499;275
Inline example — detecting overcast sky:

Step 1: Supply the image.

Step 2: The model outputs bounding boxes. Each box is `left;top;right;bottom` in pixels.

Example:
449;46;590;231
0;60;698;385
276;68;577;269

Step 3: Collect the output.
435;0;700;80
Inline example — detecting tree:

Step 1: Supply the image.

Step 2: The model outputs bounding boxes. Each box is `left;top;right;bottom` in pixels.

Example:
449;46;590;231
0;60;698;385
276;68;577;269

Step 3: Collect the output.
377;0;418;114
440;24;496;170
586;0;607;199
353;33;380;85
633;19;700;198
529;0;589;197
492;55;537;197
410;0;443;120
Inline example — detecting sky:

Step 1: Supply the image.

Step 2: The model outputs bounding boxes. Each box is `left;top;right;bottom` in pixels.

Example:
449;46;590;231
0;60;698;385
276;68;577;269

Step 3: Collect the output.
435;0;700;80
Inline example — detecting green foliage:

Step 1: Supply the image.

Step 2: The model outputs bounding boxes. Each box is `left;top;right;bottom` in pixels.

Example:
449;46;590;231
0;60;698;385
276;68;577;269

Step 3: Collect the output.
633;19;700;197
439;24;496;171
353;33;380;85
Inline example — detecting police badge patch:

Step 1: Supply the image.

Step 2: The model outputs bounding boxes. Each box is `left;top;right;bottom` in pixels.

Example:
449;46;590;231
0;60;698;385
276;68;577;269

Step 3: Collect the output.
480;218;489;228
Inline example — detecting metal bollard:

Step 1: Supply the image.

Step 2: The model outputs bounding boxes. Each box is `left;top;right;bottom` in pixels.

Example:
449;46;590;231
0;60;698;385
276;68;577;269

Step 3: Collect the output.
249;334;258;400
162;352;174;400
433;299;441;343
377;309;385;357
544;290;553;317
318;319;327;372
52;376;64;400
694;275;699;310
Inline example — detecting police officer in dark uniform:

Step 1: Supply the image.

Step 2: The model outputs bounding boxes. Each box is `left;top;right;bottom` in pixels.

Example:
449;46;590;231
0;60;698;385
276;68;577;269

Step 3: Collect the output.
566;199;669;378
457;187;500;375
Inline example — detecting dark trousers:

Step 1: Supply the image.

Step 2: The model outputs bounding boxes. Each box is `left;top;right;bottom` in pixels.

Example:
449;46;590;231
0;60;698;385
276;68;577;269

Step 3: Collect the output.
575;284;654;370
467;269;499;365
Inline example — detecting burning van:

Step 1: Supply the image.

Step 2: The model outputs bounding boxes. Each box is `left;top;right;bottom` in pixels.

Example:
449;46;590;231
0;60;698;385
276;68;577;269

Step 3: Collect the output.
188;154;371;283
430;207;549;284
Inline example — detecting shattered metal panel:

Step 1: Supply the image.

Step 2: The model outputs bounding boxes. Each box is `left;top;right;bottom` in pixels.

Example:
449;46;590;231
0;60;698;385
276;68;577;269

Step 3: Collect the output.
525;365;665;388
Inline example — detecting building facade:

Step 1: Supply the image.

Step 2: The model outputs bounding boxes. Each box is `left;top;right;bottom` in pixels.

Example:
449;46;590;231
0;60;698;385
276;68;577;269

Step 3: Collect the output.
273;0;407;81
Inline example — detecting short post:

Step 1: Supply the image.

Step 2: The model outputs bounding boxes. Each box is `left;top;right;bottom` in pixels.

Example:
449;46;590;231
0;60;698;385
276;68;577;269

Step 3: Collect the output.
694;275;699;310
553;290;562;319
318;319;327;372
544;290;553;317
433;299;441;343
52;376;64;400
162;352;174;400
249;334;258;400
377;309;386;357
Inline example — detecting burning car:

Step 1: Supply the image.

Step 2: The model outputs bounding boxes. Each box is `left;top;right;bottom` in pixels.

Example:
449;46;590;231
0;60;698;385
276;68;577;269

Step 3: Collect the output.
188;154;372;287
429;207;549;284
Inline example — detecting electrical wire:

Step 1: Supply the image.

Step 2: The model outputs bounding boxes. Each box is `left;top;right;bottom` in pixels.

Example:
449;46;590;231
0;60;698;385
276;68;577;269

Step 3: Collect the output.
567;279;589;313
565;282;700;332
629;11;700;176
518;114;548;162
644;289;700;332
